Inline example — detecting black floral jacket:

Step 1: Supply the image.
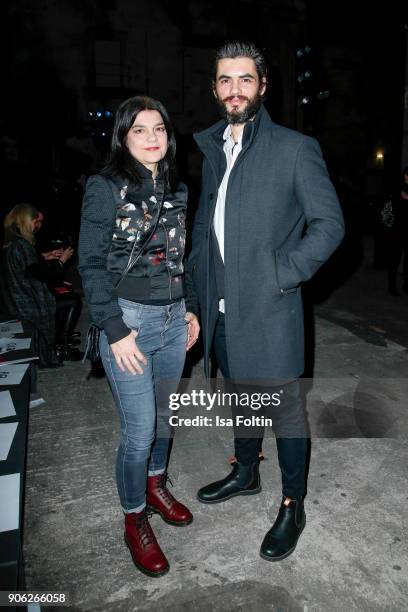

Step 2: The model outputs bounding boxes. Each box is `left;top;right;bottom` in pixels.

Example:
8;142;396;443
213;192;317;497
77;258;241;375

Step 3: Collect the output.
78;169;187;343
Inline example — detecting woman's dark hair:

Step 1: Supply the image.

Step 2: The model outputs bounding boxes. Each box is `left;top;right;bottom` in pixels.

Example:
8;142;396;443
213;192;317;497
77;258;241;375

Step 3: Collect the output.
102;96;177;189
213;41;268;85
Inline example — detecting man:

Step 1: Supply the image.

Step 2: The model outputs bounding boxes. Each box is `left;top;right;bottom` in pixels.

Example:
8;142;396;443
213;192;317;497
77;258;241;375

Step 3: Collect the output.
185;41;345;561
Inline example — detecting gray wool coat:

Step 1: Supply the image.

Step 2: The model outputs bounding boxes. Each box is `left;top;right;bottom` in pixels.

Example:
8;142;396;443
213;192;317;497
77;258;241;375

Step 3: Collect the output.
185;105;345;380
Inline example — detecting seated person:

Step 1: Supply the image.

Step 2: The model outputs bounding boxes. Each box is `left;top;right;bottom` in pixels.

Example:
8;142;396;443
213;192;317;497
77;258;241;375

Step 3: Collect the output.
0;203;73;367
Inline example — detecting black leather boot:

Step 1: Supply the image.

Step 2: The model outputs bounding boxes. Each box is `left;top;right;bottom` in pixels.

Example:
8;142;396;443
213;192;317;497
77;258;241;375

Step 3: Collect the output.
260;497;306;562
197;462;261;504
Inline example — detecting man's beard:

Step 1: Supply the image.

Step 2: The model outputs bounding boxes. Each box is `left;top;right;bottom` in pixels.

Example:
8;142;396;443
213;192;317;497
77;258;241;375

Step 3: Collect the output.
217;92;263;124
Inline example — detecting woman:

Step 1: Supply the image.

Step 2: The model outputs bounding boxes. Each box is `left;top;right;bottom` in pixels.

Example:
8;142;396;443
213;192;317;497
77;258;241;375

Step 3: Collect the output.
78;96;200;577
0;203;73;367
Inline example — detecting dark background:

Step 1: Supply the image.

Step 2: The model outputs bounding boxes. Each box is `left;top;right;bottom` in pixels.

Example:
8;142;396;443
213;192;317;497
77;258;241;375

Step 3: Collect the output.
1;0;407;249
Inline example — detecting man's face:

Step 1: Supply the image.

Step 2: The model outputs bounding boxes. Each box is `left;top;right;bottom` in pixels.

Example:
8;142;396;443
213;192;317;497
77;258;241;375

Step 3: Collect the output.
213;57;266;124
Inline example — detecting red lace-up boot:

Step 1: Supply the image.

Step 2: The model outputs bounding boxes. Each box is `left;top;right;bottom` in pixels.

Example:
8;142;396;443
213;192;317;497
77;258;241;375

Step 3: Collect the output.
147;473;193;526
124;509;169;577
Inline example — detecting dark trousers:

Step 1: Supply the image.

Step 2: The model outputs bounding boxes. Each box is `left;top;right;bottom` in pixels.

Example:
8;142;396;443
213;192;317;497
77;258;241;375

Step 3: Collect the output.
55;290;82;346
213;313;307;499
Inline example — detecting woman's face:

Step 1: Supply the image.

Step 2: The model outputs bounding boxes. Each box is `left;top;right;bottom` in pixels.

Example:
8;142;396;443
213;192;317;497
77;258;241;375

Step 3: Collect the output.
125;109;168;171
31;212;44;233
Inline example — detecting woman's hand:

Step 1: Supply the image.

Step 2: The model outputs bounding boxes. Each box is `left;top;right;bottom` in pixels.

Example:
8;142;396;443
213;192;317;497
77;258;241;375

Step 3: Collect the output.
59;246;74;264
110;330;147;374
185;312;200;351
42;248;63;261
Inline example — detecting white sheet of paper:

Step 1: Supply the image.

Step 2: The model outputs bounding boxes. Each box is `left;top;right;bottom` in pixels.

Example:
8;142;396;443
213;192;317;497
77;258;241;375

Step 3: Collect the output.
0;422;18;461
0;391;16;419
0;473;20;532
0;364;29;385
0;337;31;354
0;321;23;335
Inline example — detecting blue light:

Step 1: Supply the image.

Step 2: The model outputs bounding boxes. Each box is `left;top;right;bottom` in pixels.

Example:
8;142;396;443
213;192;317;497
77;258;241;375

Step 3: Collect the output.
96;111;102;118
105;111;112;117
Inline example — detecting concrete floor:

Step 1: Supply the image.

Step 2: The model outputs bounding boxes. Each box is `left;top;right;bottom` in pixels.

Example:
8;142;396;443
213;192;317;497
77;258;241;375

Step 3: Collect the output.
23;238;408;611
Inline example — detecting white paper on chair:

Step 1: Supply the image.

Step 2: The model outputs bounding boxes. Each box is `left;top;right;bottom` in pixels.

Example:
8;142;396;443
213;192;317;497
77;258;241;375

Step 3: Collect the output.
0;473;20;532
0;321;23;335
0;364;29;385
0;422;18;460
0;337;31;353
0;391;16;419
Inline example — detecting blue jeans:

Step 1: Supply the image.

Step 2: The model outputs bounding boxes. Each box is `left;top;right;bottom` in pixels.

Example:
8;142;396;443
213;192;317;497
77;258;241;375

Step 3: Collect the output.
100;298;187;513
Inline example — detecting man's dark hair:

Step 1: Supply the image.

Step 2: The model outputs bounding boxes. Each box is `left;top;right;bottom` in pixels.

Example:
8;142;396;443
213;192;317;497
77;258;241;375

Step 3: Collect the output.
102;95;177;189
213;41;267;83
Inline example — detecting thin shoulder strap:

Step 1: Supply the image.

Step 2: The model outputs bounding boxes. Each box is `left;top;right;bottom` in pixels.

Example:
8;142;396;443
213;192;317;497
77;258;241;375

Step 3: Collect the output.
105;177;164;288
102;178;134;288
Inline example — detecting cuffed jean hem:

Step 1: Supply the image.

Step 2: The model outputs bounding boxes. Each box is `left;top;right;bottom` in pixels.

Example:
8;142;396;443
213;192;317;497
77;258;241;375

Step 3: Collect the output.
123;502;146;514
148;468;166;476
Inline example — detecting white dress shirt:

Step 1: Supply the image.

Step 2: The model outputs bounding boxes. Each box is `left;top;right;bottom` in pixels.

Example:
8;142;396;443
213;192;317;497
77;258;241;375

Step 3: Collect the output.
213;124;243;313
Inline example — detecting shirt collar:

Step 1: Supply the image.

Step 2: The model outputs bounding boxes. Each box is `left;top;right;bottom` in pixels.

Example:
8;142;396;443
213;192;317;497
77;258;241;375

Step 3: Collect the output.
133;158;165;179
223;124;243;149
